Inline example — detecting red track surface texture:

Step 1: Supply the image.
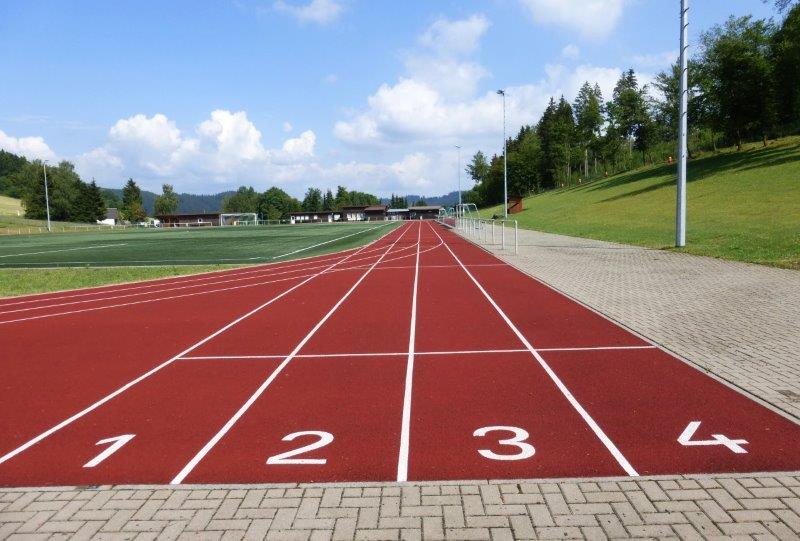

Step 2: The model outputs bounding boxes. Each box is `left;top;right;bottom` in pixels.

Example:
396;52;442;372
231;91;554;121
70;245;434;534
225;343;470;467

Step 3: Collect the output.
1;221;799;487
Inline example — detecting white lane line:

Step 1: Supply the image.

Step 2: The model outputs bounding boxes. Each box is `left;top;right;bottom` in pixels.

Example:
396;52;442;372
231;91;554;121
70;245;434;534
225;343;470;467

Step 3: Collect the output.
0;243;128;258
170;222;414;484
178;345;657;361
397;221;422;482
0;225;405;467
0;238;417;325
271;222;391;259
428;222;640;477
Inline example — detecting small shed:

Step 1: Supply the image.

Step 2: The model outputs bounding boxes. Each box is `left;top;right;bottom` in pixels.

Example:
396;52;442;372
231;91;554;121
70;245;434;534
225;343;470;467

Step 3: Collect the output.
364;205;388;221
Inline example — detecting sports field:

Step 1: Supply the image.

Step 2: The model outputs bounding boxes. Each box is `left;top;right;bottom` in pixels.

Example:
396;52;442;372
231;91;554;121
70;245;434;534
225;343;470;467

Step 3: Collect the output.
1;220;798;486
0;222;399;268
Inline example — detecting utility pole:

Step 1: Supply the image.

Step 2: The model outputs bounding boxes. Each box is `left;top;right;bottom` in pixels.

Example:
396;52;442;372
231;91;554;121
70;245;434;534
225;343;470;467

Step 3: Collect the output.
676;0;688;247
496;89;508;219
43;160;52;232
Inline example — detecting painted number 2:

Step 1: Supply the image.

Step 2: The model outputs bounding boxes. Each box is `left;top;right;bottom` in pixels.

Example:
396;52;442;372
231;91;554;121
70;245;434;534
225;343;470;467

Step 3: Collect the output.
266;431;334;465
473;426;535;461
678;421;748;454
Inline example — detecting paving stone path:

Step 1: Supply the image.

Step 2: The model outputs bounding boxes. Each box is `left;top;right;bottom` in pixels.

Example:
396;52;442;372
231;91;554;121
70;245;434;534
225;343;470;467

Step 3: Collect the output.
2;227;799;540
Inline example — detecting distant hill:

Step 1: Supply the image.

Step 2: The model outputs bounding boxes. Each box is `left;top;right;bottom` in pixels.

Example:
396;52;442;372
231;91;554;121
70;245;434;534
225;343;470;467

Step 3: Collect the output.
100;188;235;215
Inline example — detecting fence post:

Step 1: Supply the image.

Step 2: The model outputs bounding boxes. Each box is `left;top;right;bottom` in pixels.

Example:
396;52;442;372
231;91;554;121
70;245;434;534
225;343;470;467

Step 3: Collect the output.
501;222;505;250
514;221;518;254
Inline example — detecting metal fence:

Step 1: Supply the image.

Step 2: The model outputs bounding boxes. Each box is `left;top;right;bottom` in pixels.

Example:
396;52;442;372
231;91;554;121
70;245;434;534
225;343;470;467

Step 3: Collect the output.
449;216;519;255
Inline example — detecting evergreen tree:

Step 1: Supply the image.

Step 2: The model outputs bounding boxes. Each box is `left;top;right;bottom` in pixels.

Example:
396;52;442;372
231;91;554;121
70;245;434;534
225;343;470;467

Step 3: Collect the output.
322;189;334;211
573;82;604;178
771;4;800;129
121;178;146;222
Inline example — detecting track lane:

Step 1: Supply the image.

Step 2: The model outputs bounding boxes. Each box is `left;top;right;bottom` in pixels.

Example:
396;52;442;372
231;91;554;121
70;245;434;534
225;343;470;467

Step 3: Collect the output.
406;222;629;480
174;222;417;483
544;348;800;475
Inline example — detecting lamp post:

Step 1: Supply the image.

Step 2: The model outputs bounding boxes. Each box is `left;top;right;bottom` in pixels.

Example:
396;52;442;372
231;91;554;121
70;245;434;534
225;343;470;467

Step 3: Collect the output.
676;0;688;247
43;160;52;232
496;89;508;219
455;145;462;214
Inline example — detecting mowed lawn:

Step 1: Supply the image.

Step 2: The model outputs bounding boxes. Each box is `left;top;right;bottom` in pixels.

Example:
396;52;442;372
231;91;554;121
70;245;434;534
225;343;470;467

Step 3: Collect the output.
0;221;400;296
481;137;800;269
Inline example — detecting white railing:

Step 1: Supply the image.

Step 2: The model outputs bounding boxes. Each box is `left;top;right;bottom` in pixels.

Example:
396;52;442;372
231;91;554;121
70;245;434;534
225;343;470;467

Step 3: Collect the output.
455;216;518;255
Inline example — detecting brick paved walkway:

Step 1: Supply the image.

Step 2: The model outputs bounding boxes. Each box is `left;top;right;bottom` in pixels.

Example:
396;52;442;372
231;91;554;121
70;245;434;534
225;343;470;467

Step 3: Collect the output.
2;229;799;540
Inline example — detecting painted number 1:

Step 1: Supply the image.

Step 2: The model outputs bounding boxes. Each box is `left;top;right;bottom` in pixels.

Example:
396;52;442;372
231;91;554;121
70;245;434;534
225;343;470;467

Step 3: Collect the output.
678;421;748;454
83;434;135;468
473;426;536;461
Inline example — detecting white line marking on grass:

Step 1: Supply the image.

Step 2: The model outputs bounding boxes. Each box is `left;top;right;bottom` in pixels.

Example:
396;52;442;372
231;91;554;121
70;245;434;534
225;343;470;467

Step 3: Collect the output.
397;221;422;482
427;222;640;477
0;237;418;325
0;225;404;467
178;345;657;361
170;222;413;484
0;243;128;258
272;223;390;260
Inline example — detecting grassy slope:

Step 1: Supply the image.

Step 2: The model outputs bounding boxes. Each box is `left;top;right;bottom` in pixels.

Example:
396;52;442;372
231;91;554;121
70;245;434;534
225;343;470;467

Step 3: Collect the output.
0;221;401;297
482;137;800;269
0;195;23;216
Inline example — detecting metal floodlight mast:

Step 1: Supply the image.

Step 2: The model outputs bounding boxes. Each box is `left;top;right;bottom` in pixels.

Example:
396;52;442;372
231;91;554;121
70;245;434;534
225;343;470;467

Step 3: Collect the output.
676;0;688;247
497;89;507;219
43;160;52;232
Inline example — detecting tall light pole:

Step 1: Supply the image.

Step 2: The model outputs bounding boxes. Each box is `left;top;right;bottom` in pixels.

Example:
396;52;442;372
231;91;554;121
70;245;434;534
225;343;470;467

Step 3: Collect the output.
496;89;508;219
676;0;688;247
455;145;462;213
42;160;52;232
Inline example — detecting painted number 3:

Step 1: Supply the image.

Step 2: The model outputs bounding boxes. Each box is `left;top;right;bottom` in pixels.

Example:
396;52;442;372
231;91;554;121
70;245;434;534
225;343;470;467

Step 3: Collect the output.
473;426;536;461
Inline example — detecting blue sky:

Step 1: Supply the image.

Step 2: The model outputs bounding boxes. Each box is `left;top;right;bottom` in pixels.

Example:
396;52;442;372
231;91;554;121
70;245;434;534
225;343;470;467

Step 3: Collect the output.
0;0;779;197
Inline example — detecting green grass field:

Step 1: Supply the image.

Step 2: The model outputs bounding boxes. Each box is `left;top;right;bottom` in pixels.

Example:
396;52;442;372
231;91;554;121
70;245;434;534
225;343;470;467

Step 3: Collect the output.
0;221;401;297
481;137;800;269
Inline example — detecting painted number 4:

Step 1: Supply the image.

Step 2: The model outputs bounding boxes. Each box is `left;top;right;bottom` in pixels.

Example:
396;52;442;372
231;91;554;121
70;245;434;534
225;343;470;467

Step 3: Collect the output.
678;421;748;454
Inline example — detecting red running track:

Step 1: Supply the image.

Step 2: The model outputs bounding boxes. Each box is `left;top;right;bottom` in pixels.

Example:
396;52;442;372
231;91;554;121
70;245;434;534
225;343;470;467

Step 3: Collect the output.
1;220;799;486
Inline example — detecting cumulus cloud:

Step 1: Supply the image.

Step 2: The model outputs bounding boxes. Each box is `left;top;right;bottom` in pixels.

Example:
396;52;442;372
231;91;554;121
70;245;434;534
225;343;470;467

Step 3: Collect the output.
519;0;627;40
274;0;343;25
0;129;57;161
76;110;317;190
632;50;678;69
418;14;490;56
562;44;580;59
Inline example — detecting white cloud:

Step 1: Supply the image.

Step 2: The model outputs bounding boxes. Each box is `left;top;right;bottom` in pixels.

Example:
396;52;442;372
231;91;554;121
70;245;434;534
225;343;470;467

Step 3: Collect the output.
282;121;293;132
322;73;338;84
418;14;490;56
273;0;342;25
562;44;580;59
0;129;57;161
519;0;627;40
76;110;318;191
632;50;678;69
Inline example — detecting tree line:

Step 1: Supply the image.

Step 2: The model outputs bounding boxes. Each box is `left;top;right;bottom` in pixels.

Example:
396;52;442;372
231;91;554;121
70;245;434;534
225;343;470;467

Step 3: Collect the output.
464;6;800;206
220;185;383;218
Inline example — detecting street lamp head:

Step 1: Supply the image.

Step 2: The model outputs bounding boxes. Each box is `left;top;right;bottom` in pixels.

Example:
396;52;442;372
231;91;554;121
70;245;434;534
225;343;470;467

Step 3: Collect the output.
496;89;505;96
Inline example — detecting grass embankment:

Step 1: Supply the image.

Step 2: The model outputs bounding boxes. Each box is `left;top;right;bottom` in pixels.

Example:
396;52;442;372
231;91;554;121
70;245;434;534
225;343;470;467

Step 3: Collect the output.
0;221;401;297
482;137;800;269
